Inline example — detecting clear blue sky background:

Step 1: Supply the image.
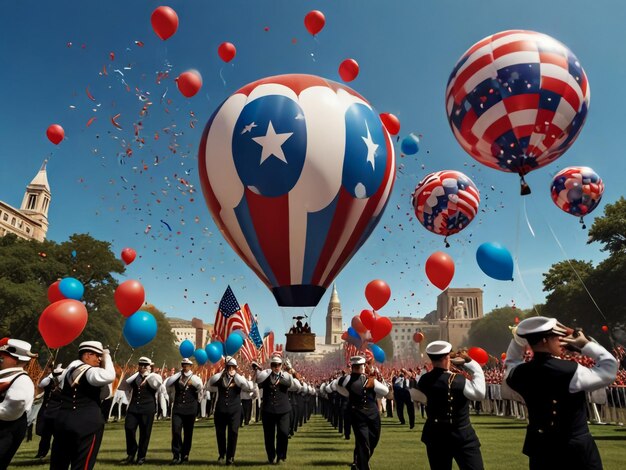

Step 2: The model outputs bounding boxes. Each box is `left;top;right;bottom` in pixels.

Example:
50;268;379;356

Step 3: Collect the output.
1;1;624;338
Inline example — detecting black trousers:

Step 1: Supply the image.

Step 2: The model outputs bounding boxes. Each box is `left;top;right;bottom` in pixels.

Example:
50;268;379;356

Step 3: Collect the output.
171;414;195;459
0;413;27;470
50;425;104;470
351;410;381;470
254;400;260;422
426;439;484;470
396;394;406;424
214;409;241;460
125;411;155;460
241;400;252;425
386;398;393;417
342;403;351;439
37;416;55;457
262;411;290;462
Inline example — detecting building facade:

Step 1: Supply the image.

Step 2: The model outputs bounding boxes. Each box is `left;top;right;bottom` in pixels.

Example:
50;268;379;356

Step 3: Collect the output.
389;317;440;359
168;317;213;349
0;161;51;242
436;288;484;349
325;284;343;345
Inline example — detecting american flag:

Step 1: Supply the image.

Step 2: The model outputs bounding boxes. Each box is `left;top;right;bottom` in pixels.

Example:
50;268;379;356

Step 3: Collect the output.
213;286;248;341
260;331;275;362
245;304;263;349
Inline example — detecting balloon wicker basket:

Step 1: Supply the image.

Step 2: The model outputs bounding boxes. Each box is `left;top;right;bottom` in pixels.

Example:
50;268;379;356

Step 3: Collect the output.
285;333;316;352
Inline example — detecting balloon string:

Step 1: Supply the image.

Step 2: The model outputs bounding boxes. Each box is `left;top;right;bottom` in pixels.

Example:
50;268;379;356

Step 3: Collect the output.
545;222;607;322
514;198;540;316
219;67;226;87
523;198;536;238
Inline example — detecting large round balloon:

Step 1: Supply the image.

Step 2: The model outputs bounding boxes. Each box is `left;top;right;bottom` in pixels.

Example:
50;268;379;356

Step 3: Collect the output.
411;170;480;242
198;74;396;308
550;166;604;224
446;30;590;192
39;299;88;348
179;339;194;358
114;280;145;317
476;242;514;281
123;311;157;348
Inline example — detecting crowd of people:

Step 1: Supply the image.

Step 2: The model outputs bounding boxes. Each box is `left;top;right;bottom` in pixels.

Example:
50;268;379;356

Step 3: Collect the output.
1;317;625;469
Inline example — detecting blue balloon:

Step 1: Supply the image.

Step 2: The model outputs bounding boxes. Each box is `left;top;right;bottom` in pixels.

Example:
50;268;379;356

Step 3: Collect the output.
476;242;514;281
123;311;157;348
369;343;386;363
71;250;77;258
205;343;223;364
224;332;244;356
347;327;360;339
231;330;247;339
212;341;224;356
179;339;195;358
59;277;84;300
194;349;208;365
401;133;420;155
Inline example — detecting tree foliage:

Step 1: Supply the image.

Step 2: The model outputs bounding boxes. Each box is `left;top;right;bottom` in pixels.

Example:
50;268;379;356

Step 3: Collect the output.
0;233;178;366
587;196;626;255
467;306;532;355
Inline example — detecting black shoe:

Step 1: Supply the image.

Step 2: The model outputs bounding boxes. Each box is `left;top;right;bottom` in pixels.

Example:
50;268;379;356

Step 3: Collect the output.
217;456;225;465
410;423;415;429
268;457;275;464
345;435;350;440
181;455;189;464
226;457;234;466
170;457;181;465
34;453;46;459
136;458;145;466
120;456;135;465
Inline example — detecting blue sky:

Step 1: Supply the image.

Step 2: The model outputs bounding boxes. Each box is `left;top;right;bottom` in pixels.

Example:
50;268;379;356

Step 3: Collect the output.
1;1;624;338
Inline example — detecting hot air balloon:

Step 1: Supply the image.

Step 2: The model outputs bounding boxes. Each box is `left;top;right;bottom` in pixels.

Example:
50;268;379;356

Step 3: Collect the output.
411;170;480;246
446;30;590;195
198;74;396;351
550;166;604;229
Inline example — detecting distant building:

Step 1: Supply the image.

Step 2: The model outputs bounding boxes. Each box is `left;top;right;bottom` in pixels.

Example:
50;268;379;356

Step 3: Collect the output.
0;161;51;242
389;316;440;359
325;284;343;345
437;288;484;349
168;317;213;349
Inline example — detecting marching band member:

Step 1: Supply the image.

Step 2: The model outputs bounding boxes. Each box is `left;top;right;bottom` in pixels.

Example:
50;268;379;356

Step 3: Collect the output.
337;356;389;470
256;355;294;465
165;358;203;465
207;356;253;465
122;357;163;465
0;338;36;469
505;317;618;470
50;341;115;470
34;363;63;460
415;341;486;470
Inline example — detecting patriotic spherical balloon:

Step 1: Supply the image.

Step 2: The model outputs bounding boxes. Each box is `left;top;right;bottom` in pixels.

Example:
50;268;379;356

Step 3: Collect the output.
198;74;396;308
550;166;604;227
411;170;480;244
446;30;590;193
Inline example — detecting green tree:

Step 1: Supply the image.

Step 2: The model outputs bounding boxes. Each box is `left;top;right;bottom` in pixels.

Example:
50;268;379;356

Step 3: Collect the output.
466;306;532;355
587;196;626;255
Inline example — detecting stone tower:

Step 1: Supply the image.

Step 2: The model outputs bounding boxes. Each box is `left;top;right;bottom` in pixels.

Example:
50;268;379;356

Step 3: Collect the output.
325;284;343;345
19;160;51;242
436;288;484;349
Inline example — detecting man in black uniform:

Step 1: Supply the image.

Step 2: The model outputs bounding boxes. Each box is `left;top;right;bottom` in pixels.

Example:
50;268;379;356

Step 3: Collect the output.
505;316;618;470
416;341;485;470
121;357;163;465
337;356;389;470
0;338;36;470
35;363;63;459
255;354;294;465
165;358;203;465
207;356;253;465
50;340;115;470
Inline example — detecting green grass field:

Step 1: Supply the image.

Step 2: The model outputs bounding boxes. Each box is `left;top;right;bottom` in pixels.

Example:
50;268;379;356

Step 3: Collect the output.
11;414;626;469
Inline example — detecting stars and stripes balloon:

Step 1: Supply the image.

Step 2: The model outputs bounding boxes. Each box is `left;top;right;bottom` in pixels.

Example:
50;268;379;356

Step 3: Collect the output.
411;170;480;245
446;30;590;195
550;166;604;228
198;74;396;308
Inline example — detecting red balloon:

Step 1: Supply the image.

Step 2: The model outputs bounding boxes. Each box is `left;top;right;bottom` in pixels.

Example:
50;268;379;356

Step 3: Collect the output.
121;248;137;265
341;331;348;341
115;280;145;317
338;59;359;82
413;332;424;343
365;280;391;311
602;325;609;333
371;316;393;343
425;251;455;290
46;124;64;145
379;113;400;136
360;309;376;330
218;42;237;63
39;299;88;348
304;10;325;36
468;347;489;366
351;316;367;334
501;352;507;360
151;6;179;40
47;280;66;303
177;70;202;98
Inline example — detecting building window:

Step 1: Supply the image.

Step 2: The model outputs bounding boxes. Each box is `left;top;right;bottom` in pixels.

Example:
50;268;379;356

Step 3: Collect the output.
11;217;16;226
18;220;23;229
26;227;30;234
3;213;8;221
42;197;49;212
27;194;37;210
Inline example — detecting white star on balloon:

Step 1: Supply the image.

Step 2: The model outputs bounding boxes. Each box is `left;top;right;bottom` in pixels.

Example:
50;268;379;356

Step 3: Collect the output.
252;121;293;164
241;122;258;134
361;122;379;170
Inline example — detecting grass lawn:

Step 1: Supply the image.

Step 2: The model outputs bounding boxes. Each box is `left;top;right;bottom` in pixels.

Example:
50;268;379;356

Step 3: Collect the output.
12;414;626;469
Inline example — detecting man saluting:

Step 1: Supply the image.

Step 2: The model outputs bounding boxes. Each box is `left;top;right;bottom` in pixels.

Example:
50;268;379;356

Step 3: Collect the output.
505;317;618;470
337;355;389;470
122;357;163;465
50;341;115;470
0;338;36;470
